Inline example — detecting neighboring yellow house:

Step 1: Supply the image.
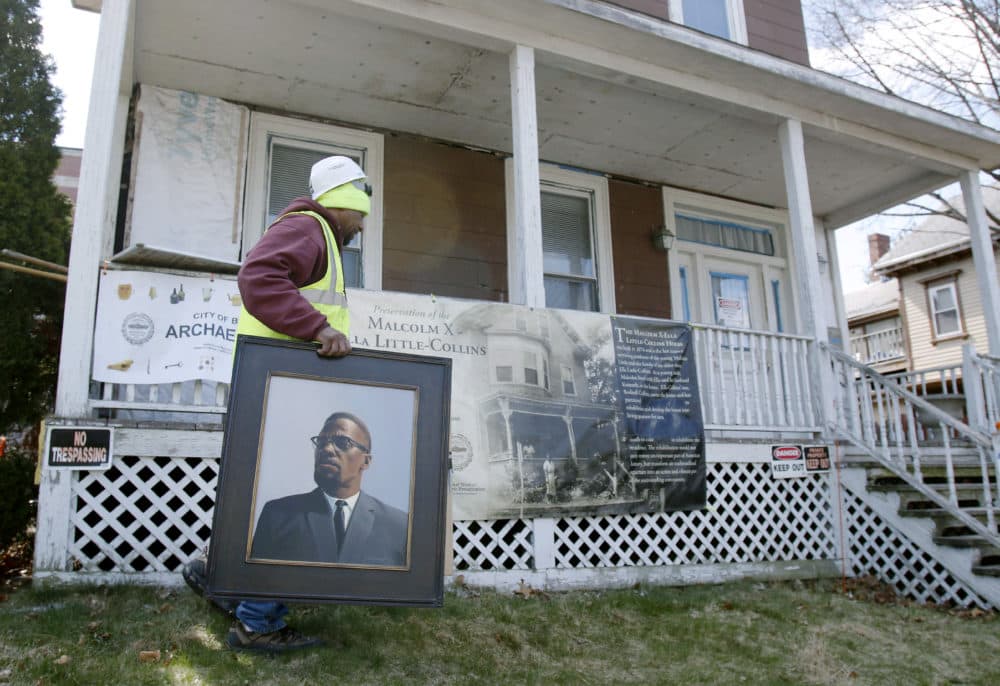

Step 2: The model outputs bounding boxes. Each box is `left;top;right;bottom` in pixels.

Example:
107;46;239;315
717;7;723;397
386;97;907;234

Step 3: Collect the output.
873;193;1000;377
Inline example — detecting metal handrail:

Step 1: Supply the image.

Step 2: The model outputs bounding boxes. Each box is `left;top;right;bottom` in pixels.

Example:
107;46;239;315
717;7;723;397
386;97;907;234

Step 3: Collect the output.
823;343;1000;547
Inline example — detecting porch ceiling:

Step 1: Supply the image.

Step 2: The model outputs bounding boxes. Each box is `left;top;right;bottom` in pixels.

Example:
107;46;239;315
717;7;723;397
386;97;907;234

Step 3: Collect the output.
129;0;993;228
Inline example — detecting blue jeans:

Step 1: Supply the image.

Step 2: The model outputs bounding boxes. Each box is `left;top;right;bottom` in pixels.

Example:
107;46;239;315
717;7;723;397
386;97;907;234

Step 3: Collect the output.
235;601;288;634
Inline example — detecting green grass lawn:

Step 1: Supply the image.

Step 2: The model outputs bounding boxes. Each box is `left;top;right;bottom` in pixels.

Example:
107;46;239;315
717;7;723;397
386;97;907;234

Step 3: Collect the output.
0;578;998;685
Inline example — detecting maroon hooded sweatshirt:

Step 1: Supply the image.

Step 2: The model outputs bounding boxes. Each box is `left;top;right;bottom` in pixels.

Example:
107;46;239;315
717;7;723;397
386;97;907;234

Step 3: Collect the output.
238;197;347;341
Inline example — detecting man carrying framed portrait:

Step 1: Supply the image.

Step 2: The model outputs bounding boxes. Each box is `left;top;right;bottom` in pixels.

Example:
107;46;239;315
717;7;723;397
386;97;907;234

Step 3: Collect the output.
183;155;373;654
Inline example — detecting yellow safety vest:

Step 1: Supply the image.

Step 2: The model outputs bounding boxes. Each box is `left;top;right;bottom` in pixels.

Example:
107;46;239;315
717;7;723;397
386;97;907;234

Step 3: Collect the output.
236;210;350;341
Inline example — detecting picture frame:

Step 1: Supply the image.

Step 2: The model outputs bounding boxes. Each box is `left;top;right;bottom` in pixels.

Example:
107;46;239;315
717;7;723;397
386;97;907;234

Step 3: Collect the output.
207;335;452;607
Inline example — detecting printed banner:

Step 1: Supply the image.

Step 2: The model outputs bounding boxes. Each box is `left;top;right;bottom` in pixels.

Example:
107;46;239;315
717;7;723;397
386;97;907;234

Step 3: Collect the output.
347;291;705;520
93;270;242;384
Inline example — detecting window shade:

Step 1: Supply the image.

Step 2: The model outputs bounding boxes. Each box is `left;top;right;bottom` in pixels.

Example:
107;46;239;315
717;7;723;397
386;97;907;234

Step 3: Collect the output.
676;214;775;256
541;191;594;277
267;143;330;224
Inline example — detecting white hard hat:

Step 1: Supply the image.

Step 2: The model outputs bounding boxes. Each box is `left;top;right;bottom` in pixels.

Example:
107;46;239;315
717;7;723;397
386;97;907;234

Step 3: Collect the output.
309;156;368;200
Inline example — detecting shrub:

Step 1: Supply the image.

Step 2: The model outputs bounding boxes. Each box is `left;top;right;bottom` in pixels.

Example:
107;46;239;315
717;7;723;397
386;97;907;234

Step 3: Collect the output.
0;449;38;549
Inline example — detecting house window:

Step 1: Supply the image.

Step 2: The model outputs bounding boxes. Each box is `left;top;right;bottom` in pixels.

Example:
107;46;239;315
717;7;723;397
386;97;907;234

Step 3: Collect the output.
542;190;599;311
561;365;576;396
505;162;615;313
244;114;383;289
927;280;963;338
496;365;514;383
524;352;539;386
671;1;748;43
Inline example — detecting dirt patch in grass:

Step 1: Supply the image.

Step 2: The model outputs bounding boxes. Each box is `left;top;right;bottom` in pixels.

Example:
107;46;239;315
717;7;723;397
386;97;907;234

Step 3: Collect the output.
0;536;33;597
832;575;997;619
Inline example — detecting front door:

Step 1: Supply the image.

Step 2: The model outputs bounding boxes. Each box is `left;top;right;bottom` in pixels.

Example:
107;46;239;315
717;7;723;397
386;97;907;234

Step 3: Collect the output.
667;205;795;427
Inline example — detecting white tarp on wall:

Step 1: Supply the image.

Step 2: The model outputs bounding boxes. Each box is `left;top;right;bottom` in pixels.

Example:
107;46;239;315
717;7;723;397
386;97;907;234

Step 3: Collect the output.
127;86;248;262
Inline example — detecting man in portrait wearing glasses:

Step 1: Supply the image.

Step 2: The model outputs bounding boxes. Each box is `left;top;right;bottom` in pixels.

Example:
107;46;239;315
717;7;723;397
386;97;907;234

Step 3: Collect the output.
250;411;408;566
183;155;376;653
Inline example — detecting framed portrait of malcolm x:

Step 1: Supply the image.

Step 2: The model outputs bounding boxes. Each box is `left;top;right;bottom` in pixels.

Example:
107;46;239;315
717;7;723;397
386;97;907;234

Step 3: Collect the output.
207;336;451;608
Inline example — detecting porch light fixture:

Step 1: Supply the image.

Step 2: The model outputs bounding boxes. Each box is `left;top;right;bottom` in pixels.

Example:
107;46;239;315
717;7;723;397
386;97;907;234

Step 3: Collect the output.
651;224;675;252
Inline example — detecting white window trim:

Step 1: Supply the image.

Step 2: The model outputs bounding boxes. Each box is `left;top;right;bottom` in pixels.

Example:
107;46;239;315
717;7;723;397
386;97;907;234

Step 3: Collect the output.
927;280;964;338
663;187;795;331
505;160;616;313
243;113;384;290
669;0;748;45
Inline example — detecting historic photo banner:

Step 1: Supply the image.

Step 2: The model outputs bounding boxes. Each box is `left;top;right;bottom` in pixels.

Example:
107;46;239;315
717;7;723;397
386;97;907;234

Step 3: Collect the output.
347;290;705;519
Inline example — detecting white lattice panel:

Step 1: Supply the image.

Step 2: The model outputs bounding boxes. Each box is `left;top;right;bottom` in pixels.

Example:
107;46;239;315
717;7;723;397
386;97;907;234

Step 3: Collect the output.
453;519;533;570
554;463;835;567
843;490;989;609
67;459;834;579
69;456;218;572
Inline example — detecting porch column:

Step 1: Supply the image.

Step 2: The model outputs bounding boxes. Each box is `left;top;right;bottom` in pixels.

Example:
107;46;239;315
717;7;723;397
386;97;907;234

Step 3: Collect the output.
562;412;577;464
778;119;834;427
36;0;134;573
507;45;545;307
959;171;1000;356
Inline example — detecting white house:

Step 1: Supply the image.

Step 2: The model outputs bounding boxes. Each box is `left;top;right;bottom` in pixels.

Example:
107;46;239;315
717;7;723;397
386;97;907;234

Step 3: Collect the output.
37;0;1000;607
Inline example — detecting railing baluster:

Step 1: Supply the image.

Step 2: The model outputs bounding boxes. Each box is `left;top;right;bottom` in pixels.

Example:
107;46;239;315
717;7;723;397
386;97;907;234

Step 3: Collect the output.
906;402;922;483
798;339;815;428
777;337;791;427
761;334;775;427
942;426;957;506
713;328;729;426
891;394;906;467
978;445;996;533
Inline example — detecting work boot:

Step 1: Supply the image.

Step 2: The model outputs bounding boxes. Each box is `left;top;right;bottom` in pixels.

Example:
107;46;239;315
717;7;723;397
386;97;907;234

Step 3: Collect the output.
226;624;324;653
182;553;238;618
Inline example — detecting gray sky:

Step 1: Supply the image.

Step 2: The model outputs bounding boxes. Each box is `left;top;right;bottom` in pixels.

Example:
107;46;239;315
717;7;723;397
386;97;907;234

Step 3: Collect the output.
41;0;99;150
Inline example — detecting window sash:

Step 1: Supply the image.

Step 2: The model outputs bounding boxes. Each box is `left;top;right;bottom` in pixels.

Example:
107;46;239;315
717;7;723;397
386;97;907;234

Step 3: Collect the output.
561;365;576;396
541;189;596;278
496;365;513;383
541;185;600;312
682;0;730;39
244;113;383;291
929;282;961;336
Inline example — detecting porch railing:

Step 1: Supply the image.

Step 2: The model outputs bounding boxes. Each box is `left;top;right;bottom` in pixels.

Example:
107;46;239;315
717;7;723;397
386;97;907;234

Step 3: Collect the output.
89;380;228;419
963;344;1000;436
823;344;1000;547
90;325;821;434
850;327;904;365
885;364;963;398
692;325;820;432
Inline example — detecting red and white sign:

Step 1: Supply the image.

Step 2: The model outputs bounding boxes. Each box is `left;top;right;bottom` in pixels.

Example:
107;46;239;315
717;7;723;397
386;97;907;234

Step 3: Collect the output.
771;445;806;479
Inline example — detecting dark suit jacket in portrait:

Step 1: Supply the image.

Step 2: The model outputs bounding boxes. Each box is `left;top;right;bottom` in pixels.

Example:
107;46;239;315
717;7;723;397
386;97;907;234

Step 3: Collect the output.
251;488;408;566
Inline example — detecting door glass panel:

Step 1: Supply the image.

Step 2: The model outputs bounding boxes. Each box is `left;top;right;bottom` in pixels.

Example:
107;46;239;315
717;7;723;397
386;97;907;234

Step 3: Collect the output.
711;272;751;329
